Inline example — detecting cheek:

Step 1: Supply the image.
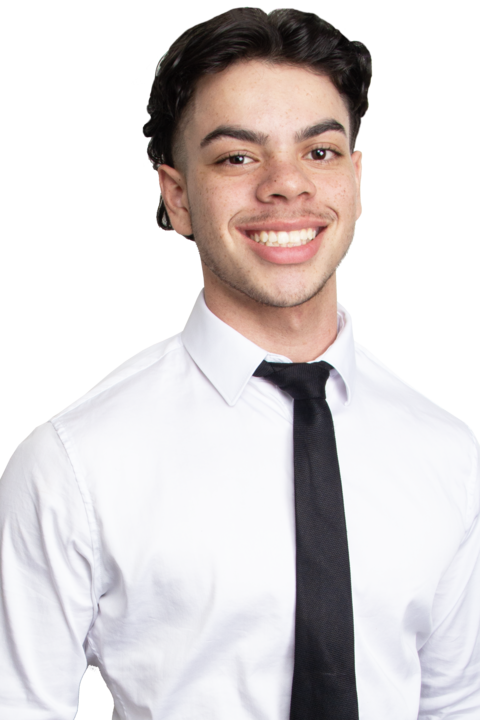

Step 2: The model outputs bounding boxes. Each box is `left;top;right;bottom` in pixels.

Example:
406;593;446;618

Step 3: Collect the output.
191;172;252;233
324;173;359;220
187;181;215;232
187;176;243;252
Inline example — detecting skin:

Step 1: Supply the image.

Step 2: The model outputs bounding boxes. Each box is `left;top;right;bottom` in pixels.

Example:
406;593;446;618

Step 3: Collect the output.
159;60;362;362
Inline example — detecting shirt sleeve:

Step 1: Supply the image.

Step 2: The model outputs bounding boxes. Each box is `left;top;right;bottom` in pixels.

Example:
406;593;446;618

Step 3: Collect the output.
418;432;480;717
0;422;97;719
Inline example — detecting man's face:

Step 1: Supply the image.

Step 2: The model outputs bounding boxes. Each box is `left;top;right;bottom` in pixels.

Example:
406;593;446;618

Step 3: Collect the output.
161;60;362;308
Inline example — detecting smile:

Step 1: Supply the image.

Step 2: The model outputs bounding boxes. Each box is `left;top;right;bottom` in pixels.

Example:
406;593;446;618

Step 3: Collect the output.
247;228;319;247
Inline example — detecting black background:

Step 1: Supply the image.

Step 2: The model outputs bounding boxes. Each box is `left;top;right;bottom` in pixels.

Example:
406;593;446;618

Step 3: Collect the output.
1;3;478;720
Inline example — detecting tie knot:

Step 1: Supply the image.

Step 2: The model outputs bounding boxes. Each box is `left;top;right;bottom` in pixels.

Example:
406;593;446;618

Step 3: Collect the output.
253;360;332;400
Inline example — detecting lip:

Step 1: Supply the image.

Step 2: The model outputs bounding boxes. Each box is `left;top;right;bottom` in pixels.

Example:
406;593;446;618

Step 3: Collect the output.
241;225;327;265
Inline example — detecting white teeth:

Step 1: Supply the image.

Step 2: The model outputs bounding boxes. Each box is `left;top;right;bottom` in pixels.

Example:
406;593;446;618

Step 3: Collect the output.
250;228;318;247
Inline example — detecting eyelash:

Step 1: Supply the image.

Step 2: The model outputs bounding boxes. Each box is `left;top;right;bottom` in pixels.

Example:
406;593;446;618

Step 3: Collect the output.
216;146;341;165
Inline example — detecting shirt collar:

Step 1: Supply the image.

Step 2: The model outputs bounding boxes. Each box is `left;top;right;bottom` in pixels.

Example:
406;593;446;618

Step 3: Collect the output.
182;291;356;407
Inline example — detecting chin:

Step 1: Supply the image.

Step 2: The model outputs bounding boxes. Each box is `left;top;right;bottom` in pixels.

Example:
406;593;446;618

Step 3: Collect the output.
225;274;333;309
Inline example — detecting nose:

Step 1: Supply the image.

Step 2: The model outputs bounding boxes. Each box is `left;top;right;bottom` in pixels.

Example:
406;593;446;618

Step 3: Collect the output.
255;156;316;204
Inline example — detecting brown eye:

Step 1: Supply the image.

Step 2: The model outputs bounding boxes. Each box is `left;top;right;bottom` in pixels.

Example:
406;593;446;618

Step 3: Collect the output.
307;147;339;162
216;153;254;166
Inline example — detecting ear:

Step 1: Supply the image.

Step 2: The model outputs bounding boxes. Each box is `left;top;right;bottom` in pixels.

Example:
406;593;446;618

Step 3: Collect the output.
158;165;193;237
351;150;362;221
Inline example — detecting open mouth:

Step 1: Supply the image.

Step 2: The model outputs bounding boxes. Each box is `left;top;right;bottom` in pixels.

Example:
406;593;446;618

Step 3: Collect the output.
247;227;320;247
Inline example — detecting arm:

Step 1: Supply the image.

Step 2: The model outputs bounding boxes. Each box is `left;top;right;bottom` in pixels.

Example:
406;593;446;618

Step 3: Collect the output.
0;422;97;718
418;435;480;717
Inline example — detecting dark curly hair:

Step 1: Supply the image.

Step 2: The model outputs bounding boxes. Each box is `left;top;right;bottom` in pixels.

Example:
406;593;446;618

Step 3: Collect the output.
143;7;372;232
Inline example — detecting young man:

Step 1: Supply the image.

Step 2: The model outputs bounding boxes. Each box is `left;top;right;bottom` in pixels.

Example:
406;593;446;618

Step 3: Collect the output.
1;8;479;719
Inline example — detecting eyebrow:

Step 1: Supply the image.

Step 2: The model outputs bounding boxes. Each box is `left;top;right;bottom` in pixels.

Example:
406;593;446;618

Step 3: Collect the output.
199;119;346;149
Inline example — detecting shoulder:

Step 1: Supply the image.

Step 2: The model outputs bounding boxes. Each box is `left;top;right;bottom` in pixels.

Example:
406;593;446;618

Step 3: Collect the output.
355;340;480;456
353;342;479;516
52;332;185;424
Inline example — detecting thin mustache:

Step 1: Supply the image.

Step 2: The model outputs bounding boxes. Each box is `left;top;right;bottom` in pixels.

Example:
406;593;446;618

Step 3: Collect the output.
235;211;335;225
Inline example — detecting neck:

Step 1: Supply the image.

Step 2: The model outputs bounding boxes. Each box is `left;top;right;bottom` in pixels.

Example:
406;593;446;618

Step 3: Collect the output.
203;269;338;363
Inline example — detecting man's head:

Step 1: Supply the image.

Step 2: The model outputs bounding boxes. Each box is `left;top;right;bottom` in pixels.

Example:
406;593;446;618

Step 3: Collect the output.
144;8;371;228
143;8;372;309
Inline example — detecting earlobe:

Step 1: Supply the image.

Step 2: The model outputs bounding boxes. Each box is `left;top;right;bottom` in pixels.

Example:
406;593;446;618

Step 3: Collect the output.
158;165;193;237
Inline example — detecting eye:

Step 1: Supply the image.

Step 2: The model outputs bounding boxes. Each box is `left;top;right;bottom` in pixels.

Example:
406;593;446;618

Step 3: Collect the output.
307;147;339;161
218;154;254;165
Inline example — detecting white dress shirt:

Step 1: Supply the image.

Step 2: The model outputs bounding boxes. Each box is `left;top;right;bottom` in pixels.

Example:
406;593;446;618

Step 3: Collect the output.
1;292;480;719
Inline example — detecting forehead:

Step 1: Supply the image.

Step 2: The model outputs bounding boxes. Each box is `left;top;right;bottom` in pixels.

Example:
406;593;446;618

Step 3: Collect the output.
186;60;351;142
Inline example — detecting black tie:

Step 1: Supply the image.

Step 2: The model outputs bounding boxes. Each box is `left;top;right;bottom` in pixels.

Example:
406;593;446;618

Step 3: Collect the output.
253;360;358;720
